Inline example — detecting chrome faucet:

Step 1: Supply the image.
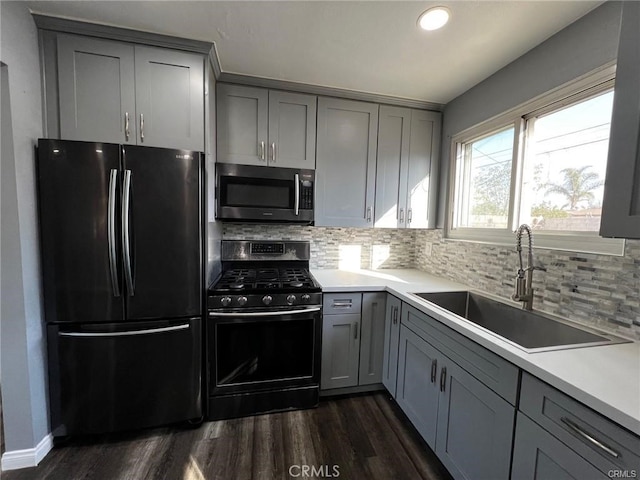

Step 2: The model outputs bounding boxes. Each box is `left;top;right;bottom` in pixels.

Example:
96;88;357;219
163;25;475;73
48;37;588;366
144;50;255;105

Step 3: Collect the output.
512;224;546;310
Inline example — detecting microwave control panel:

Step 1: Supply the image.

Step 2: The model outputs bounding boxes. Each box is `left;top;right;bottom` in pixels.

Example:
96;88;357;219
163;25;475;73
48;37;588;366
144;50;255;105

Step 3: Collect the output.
300;182;313;209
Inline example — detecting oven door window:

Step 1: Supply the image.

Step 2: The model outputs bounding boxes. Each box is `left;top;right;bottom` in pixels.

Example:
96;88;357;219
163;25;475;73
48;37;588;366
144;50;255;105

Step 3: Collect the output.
216;318;314;385
220;176;294;209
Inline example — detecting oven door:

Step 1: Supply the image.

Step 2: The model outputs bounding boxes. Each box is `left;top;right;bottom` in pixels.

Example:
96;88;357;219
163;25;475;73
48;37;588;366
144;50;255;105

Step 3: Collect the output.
215;163;314;223
208;306;322;395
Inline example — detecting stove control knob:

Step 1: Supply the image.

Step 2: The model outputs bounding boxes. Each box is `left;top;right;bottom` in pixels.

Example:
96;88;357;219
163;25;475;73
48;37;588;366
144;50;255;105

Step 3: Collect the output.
262;295;273;306
220;296;232;307
301;294;311;303
237;296;248;306
286;294;297;305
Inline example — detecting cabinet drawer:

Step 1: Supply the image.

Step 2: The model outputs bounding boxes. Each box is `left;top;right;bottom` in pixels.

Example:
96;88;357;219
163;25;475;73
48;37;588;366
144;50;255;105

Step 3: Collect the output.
520;373;640;475
402;304;520;404
323;293;362;315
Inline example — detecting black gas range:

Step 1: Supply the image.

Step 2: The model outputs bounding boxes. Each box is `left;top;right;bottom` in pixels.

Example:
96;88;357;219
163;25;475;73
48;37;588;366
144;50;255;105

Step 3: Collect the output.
206;240;322;420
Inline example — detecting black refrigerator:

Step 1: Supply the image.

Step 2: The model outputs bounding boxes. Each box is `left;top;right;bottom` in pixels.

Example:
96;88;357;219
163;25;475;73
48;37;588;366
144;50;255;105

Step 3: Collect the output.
37;139;203;437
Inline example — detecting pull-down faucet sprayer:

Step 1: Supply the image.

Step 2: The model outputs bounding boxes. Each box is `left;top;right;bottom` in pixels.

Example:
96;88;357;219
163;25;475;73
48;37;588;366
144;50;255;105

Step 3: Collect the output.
512;224;546;310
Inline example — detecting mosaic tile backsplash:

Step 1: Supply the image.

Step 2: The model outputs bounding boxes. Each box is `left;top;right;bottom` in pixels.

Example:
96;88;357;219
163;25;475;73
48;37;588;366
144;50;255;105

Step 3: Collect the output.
414;230;640;340
220;223;640;339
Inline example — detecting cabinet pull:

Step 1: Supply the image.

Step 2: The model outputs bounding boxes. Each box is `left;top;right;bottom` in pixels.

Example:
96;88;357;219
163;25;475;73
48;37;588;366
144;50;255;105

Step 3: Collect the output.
440;367;447;392
353;322;359;340
393;306;399;324
259;141;266;161
332;301;353;308
140;113;145;141
271;142;276;163
124;112;130;141
430;359;437;383
366;207;372;223
399;208;405;223
408;208;413;224
560;417;620;458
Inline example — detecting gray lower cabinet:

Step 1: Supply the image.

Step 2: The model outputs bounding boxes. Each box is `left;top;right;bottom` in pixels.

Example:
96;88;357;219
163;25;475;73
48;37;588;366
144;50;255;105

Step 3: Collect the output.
382;295;402;396
315;97;379;227
375;106;441;229
512;413;606;480
321;292;386;391
395;303;518;480
600;1;640;238
56;33;204;150
217;84;316;168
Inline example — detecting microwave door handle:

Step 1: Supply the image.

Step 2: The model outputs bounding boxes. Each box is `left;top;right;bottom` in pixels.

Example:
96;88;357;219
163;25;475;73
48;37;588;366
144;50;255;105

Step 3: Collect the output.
294;173;300;216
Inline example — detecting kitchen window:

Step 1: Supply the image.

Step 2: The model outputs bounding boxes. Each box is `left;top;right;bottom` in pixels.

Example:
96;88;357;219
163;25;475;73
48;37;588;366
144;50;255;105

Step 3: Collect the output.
448;74;624;255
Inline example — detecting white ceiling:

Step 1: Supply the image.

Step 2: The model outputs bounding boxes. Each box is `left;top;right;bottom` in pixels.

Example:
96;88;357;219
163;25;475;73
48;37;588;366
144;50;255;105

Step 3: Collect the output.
25;1;603;105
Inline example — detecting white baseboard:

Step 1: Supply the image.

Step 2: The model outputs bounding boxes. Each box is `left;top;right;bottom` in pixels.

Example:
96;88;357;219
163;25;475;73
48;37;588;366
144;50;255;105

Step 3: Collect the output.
1;433;53;471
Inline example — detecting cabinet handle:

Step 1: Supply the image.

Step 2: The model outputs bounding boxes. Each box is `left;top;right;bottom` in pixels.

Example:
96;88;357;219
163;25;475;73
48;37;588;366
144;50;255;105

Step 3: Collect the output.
332;301;353;308
430;359;437;383
560;417;620;458
124;112;130;141
140;113;144;141
399;208;405;223
366;207;372;223
408;208;413;224
393;306;399;324
353;322;359;340
439;367;447;392
259;141;266;161
271;142;276;163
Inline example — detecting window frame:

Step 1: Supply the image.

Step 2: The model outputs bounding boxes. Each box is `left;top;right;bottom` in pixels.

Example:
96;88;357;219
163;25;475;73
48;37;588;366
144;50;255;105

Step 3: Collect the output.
445;67;625;256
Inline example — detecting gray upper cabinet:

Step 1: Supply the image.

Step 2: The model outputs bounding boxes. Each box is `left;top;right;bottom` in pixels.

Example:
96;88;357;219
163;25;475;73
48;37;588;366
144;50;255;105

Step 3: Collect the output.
58;34;136;145
56;34;204;150
217;84;316;168
382;295;402;396
316;97;379;227
134;46;204;151
375;106;441;229
358;293;387;386
600;1;640;238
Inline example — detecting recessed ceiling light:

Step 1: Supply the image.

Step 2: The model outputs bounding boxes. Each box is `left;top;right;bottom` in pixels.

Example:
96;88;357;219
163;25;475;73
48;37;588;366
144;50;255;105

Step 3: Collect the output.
417;6;450;31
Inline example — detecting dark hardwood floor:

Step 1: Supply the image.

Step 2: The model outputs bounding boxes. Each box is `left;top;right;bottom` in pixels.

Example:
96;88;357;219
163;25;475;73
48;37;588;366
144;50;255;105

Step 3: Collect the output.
4;393;452;480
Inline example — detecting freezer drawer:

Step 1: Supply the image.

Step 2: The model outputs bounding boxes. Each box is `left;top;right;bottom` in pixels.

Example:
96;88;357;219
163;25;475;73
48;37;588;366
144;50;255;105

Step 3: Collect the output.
48;318;202;436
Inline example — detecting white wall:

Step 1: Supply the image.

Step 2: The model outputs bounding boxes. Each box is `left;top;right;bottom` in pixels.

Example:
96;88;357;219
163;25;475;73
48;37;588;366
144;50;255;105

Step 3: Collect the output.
0;0;49;455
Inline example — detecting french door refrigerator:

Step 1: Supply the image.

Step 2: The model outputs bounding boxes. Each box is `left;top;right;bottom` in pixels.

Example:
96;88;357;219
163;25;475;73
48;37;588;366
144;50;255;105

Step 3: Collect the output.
37;139;203;437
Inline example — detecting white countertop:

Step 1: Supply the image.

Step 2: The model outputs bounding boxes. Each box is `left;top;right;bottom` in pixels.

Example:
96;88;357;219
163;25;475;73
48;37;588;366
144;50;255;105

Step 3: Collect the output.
311;268;640;436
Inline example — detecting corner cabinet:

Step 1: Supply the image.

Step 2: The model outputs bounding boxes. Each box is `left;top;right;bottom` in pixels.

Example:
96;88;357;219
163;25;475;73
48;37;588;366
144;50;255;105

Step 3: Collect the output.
321;292;386;391
382;295;402;396
375;106;441;229
56;33;204;151
216;84;317;168
315;98;379;227
600;1;640;238
394;304;518;480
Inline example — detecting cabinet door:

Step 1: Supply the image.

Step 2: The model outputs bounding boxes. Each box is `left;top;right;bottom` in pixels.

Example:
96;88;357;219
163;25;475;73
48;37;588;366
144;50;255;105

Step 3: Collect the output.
404;110;441;229
321;313;361;390
382;295;402;396
316;97;378;227
217;84;268;166
375;106;411;228
268;91;316;169
57;34;136;144
512;413;606;480
396;325;440;448
600;2;640;238
435;358;515;480
134;46;204;151
359;293;387;386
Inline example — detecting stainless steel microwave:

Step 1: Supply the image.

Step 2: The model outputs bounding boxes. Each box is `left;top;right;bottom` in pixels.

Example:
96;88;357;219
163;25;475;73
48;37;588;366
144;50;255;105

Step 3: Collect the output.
215;163;314;224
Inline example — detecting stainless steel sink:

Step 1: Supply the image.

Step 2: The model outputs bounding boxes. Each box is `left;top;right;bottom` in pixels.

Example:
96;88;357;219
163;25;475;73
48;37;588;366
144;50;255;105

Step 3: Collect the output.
410;291;630;353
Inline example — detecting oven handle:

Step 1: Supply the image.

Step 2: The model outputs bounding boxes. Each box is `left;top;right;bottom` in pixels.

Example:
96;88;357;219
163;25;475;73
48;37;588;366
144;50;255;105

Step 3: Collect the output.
209;306;321;317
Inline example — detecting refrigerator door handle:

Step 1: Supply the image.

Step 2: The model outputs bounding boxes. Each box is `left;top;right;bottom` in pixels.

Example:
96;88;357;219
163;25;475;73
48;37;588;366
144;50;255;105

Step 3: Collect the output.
108;169;120;297
122;169;134;296
58;323;190;338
